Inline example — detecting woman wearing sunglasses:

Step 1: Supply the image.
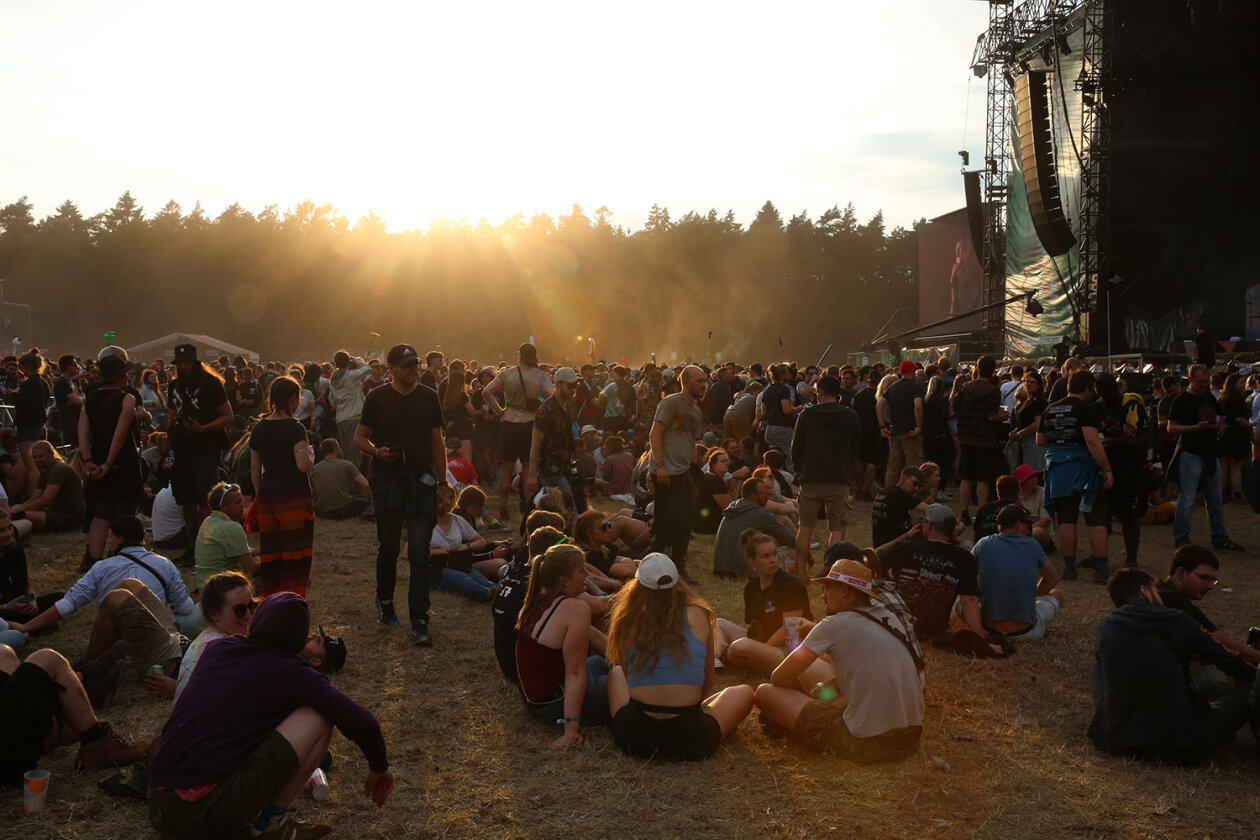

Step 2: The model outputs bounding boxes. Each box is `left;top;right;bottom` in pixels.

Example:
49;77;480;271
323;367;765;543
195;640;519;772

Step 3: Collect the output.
572;510;638;586
143;571;257;700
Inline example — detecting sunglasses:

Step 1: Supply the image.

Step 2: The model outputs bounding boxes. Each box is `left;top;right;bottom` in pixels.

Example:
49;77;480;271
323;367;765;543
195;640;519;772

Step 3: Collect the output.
600;520;613;531
211;484;241;507
231;598;261;619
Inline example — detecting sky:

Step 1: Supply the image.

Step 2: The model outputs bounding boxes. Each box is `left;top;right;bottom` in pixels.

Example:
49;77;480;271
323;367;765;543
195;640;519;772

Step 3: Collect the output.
1;1;992;234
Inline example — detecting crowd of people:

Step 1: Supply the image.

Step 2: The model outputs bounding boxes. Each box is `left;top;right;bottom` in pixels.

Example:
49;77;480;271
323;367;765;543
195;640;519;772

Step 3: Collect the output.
1;338;1259;837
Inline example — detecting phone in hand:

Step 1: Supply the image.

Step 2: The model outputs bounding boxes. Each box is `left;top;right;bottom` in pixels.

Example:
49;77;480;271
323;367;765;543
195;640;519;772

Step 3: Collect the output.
19;594;34;604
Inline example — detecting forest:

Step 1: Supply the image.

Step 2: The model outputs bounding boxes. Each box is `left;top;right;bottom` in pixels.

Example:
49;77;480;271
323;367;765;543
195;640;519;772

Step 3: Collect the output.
0;193;919;365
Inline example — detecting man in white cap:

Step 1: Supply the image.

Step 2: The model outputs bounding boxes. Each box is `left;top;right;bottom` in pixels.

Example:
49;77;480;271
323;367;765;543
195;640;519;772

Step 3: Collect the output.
753;557;924;762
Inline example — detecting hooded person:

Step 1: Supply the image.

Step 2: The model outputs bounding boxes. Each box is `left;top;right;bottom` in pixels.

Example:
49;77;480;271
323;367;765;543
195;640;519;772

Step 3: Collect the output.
711;477;797;577
148;592;393;839
790;374;861;573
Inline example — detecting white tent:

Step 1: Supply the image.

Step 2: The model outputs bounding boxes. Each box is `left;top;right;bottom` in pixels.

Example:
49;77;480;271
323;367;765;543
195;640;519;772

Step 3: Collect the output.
125;332;260;364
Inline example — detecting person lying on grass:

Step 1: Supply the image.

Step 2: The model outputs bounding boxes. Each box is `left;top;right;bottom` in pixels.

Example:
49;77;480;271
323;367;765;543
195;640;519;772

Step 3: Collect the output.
606;553;754;761
514;543;610;749
754;557;925;763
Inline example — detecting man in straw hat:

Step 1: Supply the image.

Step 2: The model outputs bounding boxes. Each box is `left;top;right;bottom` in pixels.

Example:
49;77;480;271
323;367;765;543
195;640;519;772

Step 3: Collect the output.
752;557;924;763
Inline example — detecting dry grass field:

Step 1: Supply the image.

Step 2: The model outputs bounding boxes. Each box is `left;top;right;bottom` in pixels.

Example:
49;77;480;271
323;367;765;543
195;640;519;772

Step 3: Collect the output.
4;494;1259;839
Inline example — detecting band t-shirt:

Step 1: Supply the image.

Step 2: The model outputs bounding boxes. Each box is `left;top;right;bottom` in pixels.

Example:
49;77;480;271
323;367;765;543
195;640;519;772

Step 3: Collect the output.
880;538;981;636
1039;396;1099;448
1168;390;1221;458
359;383;445;474
169;375;230;451
882;379;920;435
743;569;813;643
871;487;919;547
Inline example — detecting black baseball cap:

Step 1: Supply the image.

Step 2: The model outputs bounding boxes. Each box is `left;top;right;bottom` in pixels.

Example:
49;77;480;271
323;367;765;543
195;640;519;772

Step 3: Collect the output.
997;504;1037;529
387;344;419;366
318;625;348;673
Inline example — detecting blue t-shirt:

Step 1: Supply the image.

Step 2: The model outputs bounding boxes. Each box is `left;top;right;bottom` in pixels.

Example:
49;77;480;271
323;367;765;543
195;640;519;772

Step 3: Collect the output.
972;532;1045;625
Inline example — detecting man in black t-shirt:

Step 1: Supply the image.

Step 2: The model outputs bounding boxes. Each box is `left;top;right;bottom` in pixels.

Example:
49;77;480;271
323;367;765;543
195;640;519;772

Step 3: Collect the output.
1156;545;1258;671
760;364;800;471
53;355;84;452
878;504;991;643
877;361;924;487
1168;364;1242;551
871;467;928;548
355;343;447;646
973;475;1020;542
168;345;233;551
1037;370;1113;582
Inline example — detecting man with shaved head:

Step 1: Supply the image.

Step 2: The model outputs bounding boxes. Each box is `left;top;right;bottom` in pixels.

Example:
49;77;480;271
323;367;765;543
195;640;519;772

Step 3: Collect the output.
648;364;706;580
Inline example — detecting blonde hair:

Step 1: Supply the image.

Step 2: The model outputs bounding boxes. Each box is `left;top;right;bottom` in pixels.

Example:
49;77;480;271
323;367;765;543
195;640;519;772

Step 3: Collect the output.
606;578;715;675
739;528;775;559
516;544;585;630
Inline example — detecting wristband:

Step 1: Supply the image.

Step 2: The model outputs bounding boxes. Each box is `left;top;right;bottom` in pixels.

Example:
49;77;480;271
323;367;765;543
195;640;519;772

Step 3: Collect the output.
555;716;581;724
374;446;381;457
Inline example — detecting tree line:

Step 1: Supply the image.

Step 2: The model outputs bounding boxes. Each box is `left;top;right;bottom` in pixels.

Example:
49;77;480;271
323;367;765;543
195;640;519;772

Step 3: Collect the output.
0;193;920;364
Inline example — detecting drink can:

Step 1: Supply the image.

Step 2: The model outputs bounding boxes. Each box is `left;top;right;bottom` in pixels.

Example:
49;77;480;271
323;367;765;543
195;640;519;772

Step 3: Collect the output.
149;664;164;677
1247;626;1260;650
306;768;330;801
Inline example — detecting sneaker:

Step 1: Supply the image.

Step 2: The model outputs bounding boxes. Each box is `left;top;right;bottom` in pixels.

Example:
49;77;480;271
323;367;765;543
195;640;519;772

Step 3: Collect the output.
1061;567;1078;581
376;599;399;626
960;510;972;527
412;622;433;647
75;723;150;769
1093;569;1110;584
83;659;126;710
1214;539;1246;552
76;640;128;682
252;814;333;840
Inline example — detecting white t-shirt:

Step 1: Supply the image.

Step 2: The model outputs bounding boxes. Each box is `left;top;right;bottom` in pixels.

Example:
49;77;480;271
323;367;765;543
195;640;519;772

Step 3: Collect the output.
430;514;478;550
151;486;185;543
801;604;925;738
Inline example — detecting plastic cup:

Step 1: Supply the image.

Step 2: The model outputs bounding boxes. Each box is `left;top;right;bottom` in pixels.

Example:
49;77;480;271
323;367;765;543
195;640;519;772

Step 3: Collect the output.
23;769;50;812
305;768;329;801
784;616;804;650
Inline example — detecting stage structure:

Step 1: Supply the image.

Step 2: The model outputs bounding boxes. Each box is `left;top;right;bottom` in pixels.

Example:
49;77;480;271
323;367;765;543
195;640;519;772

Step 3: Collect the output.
967;0;1259;359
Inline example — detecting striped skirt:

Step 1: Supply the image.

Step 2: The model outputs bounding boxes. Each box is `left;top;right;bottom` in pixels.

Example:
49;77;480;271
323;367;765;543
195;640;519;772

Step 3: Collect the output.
256;488;315;598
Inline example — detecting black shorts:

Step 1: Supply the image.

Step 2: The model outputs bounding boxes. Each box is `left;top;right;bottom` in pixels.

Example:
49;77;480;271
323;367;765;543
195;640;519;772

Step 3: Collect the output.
611;700;722;761
497;421;534;464
958;444;1005;485
41;510;80;532
16;425;45;443
171;446;223;507
88;490;141;522
1051;490;1109;528
793;700;921;763
0;662;60;787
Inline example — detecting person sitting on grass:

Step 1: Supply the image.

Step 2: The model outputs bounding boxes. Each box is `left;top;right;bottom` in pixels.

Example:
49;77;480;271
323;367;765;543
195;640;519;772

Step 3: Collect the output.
970;505;1064;643
9;440;84;536
605;553;754;761
0;642;150;787
514;543;611;749
1088;566;1260;766
0;509;62;632
753;557;925;763
10;516;199;673
716;530;831;686
426;483;508;602
492;512;571;683
148;592;390;840
194;482;260;589
573;509;639;582
713;477;797;578
309;438;371;519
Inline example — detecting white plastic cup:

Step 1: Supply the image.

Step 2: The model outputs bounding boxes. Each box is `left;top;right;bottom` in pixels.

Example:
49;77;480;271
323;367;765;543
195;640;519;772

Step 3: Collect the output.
784;616;804;650
23;769;50;812
305;768;329;801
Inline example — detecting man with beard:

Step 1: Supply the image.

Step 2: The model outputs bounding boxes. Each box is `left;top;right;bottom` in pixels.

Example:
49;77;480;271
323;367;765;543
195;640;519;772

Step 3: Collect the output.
648;365;706;578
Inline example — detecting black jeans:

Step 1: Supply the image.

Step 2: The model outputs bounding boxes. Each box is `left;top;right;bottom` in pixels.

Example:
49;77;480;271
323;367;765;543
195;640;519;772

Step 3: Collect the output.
649;472;696;570
371;480;437;627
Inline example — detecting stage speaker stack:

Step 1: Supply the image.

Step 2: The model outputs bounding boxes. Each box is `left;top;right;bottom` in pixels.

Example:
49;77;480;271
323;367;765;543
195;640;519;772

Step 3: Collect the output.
963;171;986;269
1015;70;1076;256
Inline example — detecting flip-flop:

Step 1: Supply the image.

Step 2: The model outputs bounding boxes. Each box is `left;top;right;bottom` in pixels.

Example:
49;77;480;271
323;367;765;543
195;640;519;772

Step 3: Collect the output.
97;771;147;801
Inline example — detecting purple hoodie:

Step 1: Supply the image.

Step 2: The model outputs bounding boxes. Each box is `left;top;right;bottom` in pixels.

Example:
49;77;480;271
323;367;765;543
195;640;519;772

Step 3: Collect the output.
150;592;388;789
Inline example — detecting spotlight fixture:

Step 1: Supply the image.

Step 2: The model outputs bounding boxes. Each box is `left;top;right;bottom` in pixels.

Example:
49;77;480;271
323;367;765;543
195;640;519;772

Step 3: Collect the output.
1057;33;1072;55
1039;42;1053;65
972;63;988;78
958;150;970;166
1018;59;1031;73
988;157;998;175
1025;295;1044;316
1081;91;1096;108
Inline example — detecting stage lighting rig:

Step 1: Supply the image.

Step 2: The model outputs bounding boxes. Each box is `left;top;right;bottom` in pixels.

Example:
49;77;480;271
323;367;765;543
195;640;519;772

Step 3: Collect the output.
1024;294;1044;316
1056;33;1071;55
958;150;971;167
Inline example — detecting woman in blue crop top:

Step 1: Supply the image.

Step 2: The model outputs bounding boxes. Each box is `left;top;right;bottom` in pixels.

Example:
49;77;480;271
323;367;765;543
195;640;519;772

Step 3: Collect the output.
605;552;754;760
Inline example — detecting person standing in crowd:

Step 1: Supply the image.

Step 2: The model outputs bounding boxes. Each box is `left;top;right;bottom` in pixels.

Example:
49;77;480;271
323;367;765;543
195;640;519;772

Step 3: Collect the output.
951;355;1007;523
481;343;553;522
1039;370;1113;583
1095;372;1150;569
79;354;144;568
14;351;50;492
355;344;446;646
1010;370;1047;472
921;374;954;497
760;364;800;472
250;375;316;598
168;344;233;559
649;365;706;578
439;359;476;463
789;373;860;574
1168;364;1243;552
877;360;924;489
329;350;374;471
525;367;584;512
139;368;168;430
53;354;84;452
600;365;635;435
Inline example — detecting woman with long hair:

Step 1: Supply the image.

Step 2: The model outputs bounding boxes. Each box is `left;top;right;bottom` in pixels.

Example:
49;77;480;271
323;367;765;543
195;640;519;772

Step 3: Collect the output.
572;509;638;582
606;553;753;760
922;375;954;493
515;543;610;749
1010;371;1048;472
14;352;50;493
427;484;506;601
439;359;476;462
139;368;168;430
249;375;315;597
1218;372;1250;502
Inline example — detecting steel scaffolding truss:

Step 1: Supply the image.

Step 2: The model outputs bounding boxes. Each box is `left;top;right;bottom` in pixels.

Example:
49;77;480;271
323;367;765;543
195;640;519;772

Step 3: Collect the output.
970;0;1107;354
